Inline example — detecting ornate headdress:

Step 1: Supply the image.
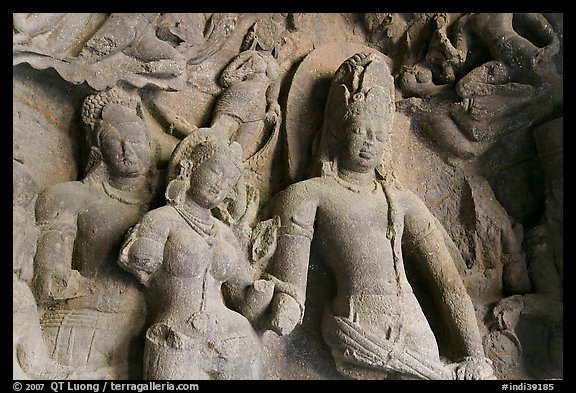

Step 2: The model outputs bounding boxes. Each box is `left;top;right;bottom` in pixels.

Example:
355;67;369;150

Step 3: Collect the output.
80;86;150;181
314;52;396;177
165;129;243;205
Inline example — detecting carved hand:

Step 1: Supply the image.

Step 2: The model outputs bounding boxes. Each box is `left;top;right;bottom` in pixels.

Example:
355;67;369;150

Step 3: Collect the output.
451;356;497;380
269;291;301;336
242;279;275;321
265;102;281;125
34;269;91;304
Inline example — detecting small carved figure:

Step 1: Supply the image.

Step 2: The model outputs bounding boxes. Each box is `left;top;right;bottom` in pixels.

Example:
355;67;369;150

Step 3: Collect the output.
398;13;561;159
118;131;273;379
484;117;563;379
210;18;282;161
264;52;495;380
32;87;158;379
203;17;284;235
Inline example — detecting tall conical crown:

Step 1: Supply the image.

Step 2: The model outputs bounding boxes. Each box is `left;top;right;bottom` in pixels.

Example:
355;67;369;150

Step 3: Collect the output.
327;52;395;121
314;52;396;177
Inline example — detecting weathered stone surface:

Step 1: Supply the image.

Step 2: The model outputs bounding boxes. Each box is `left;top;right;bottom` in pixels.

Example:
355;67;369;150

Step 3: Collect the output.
13;13;562;381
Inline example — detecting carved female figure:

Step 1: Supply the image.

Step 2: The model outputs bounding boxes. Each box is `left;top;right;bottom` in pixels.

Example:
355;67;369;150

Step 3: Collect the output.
119;131;273;379
32;87;158;379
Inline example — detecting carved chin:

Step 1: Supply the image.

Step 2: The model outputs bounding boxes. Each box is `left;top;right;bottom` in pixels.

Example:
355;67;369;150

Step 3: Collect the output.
198;194;226;210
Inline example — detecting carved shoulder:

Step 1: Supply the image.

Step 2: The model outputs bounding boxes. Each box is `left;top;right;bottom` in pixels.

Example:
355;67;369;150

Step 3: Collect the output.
273;178;323;221
135;205;176;240
394;187;440;242
35;181;86;224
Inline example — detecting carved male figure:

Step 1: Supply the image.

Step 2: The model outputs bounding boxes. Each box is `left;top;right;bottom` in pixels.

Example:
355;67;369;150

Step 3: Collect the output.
32;87;158;379
265;52;495;380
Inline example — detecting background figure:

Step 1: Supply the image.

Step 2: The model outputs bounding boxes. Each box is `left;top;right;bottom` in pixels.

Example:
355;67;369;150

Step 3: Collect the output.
13;13;187;91
13;159;57;379
399;13;561;159
31;86;158;379
200;17;284;252
119;131;274;379
264;53;495;380
210;18;281;162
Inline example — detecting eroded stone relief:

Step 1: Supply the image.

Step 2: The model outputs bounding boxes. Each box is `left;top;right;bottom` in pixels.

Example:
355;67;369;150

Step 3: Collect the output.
13;13;562;381
118;131;273;379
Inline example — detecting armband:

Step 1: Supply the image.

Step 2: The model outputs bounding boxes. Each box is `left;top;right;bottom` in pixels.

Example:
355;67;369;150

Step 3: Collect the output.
277;217;314;240
37;221;76;237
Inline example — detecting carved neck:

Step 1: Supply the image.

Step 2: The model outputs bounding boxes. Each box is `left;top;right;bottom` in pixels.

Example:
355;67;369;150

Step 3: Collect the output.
181;198;212;223
101;176;153;207
337;167;375;187
107;174;149;193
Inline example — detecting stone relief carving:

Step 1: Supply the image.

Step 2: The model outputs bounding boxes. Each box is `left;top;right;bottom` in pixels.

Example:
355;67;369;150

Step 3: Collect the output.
13;159;54;380
13;13;562;381
13;13;236;92
30;87;158;379
118;131;274;379
397;13;561;160
264;52;494;380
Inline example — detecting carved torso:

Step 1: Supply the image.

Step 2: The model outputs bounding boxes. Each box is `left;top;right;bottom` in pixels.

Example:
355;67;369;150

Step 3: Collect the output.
128;204;255;352
282;176;443;377
312;177;411;299
147;205;243;323
37;180;151;312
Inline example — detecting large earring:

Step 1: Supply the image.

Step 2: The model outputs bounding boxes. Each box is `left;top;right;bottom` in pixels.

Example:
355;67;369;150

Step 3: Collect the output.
84;146;104;176
165;179;187;206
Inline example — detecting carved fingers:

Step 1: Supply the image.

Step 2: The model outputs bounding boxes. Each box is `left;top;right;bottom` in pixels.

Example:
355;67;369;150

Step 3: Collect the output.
265;102;281;125
451;356;497;380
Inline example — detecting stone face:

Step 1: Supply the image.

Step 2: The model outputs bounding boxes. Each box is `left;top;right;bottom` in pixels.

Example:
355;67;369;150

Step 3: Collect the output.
13;13;563;381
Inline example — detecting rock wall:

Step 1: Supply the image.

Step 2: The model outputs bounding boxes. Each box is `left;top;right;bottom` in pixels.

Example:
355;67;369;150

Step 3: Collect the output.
13;13;562;381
